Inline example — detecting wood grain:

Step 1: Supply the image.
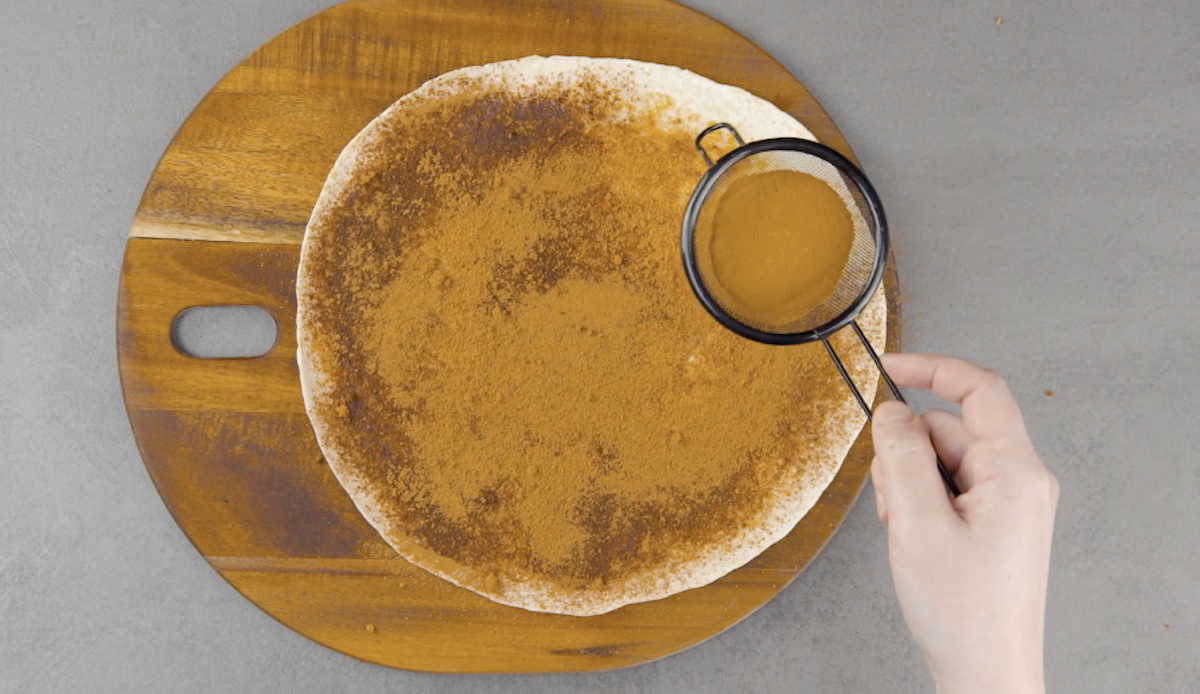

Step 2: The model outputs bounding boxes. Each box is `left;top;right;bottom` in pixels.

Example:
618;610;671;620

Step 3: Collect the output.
118;0;898;673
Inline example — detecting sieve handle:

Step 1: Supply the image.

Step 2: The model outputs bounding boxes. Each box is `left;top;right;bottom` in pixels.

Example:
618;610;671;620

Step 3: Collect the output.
694;122;746;166
825;322;962;497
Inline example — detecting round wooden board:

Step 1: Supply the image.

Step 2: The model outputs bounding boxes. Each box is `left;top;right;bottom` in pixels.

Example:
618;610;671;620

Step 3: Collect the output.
118;0;900;673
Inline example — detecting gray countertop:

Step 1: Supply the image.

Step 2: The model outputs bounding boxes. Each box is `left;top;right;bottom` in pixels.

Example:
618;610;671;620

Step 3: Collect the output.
2;0;1197;691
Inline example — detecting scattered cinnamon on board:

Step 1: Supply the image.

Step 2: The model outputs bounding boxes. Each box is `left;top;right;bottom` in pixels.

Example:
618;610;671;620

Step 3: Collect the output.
299;68;875;608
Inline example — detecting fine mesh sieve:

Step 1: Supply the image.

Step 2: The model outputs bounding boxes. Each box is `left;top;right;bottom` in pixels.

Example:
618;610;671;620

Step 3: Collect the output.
681;123;959;496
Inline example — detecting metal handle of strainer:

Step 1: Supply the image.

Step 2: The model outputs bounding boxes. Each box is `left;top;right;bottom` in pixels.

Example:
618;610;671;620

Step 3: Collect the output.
695;122;745;166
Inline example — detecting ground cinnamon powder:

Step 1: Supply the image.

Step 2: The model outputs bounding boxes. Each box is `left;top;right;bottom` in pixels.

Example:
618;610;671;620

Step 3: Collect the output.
302;73;854;593
706;170;854;329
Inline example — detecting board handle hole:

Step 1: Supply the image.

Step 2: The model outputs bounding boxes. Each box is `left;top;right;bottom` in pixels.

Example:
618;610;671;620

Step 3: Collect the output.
171;305;279;358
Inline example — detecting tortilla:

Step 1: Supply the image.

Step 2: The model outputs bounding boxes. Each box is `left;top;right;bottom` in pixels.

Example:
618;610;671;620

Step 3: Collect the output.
297;56;885;616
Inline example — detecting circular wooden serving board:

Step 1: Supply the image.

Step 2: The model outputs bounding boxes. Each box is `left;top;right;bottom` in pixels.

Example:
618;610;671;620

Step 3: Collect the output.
118;0;899;673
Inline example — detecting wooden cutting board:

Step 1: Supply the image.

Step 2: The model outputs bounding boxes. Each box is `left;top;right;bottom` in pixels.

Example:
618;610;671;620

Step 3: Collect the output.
118;0;899;673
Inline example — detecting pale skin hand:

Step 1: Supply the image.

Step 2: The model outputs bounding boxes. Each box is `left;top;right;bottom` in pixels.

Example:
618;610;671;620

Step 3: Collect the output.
870;353;1058;694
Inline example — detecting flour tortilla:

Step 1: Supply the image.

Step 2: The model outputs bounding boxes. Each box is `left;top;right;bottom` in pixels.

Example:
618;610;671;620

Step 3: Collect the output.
297;56;886;615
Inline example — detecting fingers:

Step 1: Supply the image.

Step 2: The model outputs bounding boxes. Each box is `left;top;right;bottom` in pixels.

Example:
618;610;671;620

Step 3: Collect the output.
871;401;956;528
920;409;974;474
920;408;979;492
880;353;1028;442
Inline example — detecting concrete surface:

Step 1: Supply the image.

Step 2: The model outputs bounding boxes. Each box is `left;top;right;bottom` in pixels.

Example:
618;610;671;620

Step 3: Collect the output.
2;0;1198;691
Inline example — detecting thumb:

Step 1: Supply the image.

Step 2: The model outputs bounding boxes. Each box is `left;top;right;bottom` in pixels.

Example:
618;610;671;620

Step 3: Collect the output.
871;402;955;529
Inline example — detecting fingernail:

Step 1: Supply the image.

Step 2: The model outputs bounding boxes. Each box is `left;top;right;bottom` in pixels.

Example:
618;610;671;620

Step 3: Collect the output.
874;404;912;424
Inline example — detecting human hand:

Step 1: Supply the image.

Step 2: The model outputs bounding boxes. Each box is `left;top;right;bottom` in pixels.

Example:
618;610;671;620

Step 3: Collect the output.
870;353;1058;694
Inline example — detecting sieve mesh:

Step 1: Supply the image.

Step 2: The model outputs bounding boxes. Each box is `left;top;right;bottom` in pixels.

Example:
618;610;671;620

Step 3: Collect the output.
690;149;878;336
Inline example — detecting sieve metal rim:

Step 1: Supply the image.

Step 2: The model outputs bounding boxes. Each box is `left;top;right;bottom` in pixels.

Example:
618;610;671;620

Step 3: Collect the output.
680;135;890;346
